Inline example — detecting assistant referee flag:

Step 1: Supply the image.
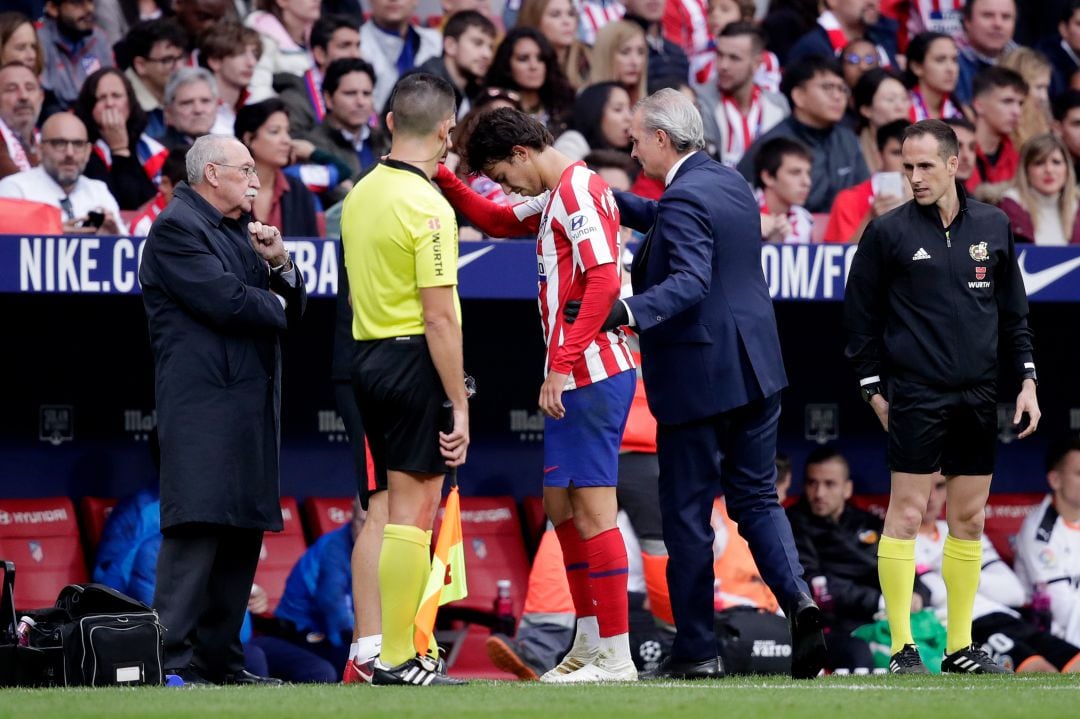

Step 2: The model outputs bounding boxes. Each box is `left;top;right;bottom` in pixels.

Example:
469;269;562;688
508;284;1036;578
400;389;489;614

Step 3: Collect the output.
414;485;468;655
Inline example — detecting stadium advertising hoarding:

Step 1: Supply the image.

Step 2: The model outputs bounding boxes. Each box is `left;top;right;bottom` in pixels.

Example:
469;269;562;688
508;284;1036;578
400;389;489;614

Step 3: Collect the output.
3;235;1080;301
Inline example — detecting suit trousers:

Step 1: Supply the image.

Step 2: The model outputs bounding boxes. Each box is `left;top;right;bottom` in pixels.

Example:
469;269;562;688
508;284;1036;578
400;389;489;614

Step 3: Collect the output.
154;523;264;677
657;391;808;661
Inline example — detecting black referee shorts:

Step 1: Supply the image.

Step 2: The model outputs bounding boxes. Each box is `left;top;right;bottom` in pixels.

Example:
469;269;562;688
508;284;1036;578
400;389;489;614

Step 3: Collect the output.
974;612;1080;671
887;377;997;476
351;335;448;508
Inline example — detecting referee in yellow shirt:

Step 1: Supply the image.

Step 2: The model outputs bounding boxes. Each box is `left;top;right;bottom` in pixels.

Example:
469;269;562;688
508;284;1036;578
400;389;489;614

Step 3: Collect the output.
341;73;469;687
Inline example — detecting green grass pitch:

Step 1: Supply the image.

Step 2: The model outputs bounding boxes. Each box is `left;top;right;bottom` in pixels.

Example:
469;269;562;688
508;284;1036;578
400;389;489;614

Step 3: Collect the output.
3;675;1080;719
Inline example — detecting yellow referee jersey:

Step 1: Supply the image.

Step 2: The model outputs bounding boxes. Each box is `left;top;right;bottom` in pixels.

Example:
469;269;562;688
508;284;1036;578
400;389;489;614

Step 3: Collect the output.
341;160;460;340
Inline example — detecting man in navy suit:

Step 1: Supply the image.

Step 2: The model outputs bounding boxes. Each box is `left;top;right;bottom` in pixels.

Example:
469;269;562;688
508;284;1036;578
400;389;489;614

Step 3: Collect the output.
570;88;827;680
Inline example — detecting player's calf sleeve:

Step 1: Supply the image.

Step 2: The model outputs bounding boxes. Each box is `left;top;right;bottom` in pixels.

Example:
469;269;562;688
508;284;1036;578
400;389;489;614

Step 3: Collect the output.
942;535;982;654
585;527;630;638
378;524;430;666
555;519;595;619
878;535;917;654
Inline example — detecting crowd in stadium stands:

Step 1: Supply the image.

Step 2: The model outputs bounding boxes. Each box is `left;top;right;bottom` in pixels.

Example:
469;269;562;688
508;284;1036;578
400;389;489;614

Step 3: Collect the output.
0;0;1076;244
3;0;1080;681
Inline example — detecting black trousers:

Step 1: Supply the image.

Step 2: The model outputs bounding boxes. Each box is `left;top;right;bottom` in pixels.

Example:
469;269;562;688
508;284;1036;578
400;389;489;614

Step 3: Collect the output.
153;523;263;677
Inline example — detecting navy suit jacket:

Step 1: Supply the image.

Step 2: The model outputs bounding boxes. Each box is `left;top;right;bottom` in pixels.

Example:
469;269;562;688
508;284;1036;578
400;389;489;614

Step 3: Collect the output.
618;152;787;425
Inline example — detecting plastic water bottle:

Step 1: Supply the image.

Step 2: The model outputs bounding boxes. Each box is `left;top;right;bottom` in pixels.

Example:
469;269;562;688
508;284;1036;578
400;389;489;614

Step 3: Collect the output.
811;576;834;614
494;579;514;635
1031;582;1052;632
15;616;35;647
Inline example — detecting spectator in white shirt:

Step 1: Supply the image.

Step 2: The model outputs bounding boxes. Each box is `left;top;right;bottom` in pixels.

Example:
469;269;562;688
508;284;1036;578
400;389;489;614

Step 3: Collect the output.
0;112;126;234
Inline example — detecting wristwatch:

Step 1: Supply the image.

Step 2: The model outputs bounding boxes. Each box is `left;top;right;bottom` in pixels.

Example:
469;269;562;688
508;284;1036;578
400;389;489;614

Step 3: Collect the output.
860;383;882;403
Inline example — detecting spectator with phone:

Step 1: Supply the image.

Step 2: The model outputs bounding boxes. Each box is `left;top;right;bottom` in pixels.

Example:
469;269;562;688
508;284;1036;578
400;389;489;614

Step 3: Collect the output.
825;118;911;243
0;111;126;234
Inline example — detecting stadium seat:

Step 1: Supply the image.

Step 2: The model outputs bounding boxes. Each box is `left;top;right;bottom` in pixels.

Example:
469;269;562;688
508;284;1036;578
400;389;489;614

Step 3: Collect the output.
0;497;88;611
79;496;118;557
303;496;354;540
0;198;63;234
850;494;890;519
984;492;1045;566
432;496;530;677
252;497;307;613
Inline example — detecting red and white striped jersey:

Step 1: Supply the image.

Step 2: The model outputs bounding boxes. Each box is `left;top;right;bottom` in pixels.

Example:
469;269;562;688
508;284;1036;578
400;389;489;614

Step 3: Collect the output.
511;162;635;390
580;0;626;46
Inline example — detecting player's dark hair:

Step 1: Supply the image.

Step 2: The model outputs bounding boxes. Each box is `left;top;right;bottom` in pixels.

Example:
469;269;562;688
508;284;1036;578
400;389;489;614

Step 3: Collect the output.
853;67;905;131
311;13;357;52
162;147;188;186
780;54;843;101
972;65;1028;100
444;9;496;41
803;445;850;480
943;116;976;134
963;0;1016;20
235;97;289;145
718;21;765;54
323;58;375;98
902;32;954;88
584;148;638;180
1063;0;1080;24
465;107;553;171
571;82;630;151
753;136;811;189
120;18;187;69
876;119;910;153
903;119;959;162
1046;434;1080;473
1053;89;1080;121
388;73;457;138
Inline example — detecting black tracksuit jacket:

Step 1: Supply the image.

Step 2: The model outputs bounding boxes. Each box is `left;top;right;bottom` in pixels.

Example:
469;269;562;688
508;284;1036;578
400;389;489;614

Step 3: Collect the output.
844;182;1035;391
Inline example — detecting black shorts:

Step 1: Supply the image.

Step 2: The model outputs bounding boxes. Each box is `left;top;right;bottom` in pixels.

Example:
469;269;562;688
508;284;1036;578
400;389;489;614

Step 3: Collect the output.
974;612;1080;671
351;335;448;508
887;378;997;476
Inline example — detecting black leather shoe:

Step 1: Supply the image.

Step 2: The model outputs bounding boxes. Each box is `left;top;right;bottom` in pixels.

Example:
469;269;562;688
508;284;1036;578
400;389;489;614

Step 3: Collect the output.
788;592;828;680
642;655;724;680
167;668;214;686
222;669;284;686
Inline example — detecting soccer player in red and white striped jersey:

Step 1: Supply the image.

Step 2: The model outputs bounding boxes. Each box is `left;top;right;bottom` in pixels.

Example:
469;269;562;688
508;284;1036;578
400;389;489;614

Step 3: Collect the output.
433;108;638;682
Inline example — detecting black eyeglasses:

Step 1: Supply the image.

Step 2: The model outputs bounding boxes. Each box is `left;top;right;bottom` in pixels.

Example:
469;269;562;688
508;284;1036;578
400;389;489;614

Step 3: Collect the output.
844;53;879;66
145;54;184;66
43;138;90;151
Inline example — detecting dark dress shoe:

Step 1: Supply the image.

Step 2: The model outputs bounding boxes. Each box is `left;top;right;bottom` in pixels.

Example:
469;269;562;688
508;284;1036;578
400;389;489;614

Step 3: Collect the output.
222;669;284;686
642;655;725;680
788;592;828;680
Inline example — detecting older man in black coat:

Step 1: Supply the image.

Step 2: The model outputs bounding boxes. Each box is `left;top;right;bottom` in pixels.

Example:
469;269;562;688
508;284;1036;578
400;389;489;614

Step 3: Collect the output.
140;134;307;685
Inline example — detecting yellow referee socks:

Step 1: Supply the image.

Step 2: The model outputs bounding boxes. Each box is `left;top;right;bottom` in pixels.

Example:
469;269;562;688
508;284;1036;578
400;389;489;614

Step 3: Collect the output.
379;524;431;667
425;530;438;659
878;535;917;654
942;534;983;654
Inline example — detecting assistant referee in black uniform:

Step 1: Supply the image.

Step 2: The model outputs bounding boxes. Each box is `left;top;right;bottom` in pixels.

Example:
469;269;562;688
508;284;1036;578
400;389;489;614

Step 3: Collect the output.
844;119;1041;675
